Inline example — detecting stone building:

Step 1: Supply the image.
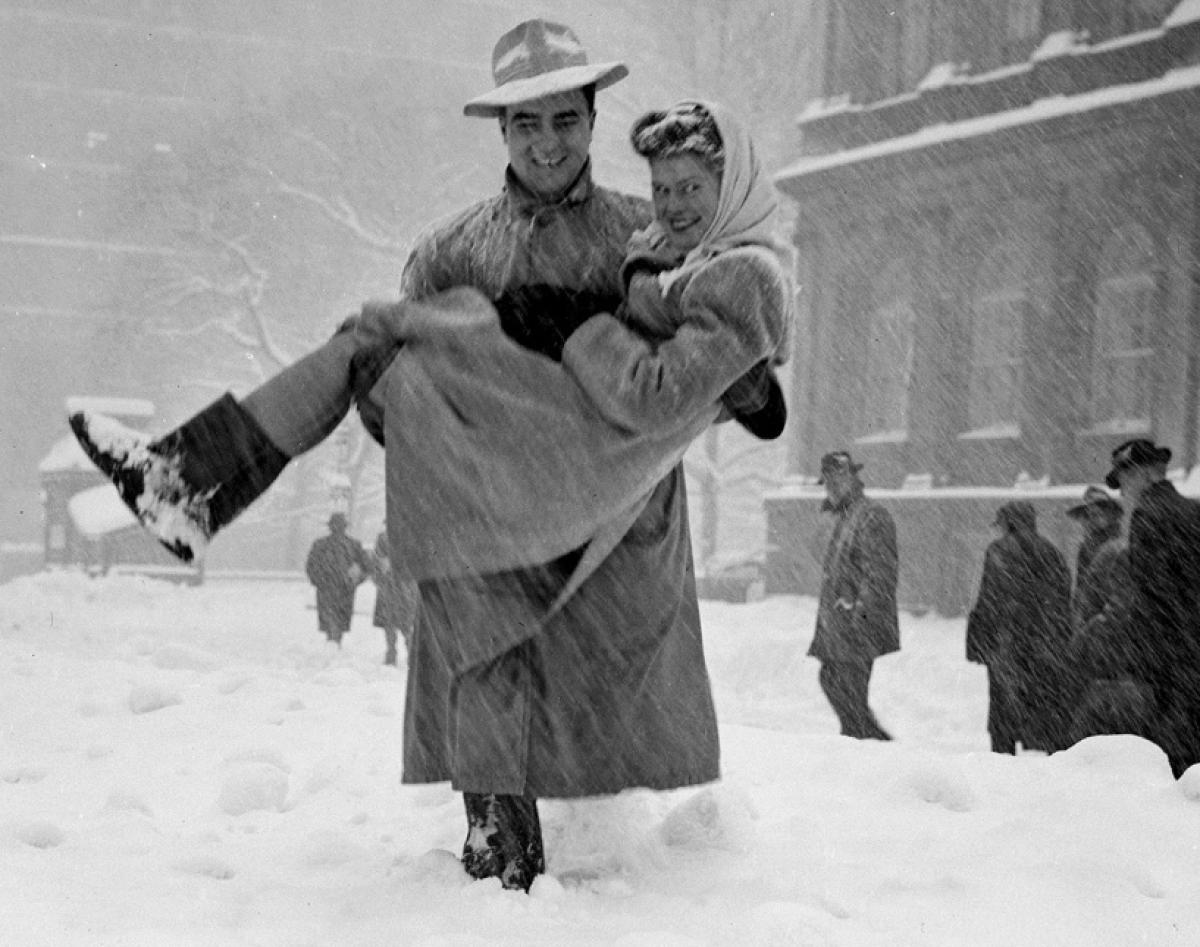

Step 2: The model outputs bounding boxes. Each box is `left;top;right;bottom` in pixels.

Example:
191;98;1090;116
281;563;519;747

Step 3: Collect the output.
769;0;1200;613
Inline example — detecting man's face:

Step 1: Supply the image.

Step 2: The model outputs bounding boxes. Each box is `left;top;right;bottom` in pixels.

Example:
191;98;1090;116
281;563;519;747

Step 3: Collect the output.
501;90;594;200
650;153;722;255
1115;465;1153;502
823;469;855;506
1084;506;1118;532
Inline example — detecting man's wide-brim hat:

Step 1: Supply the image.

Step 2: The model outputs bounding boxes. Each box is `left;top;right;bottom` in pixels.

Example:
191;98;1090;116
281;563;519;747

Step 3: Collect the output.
463;19;628;118
816;450;863;485
1066;484;1122;519
1104;438;1172;489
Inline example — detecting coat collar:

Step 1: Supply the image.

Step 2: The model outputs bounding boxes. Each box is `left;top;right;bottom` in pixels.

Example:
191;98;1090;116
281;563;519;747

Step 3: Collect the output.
503;160;595;217
821;482;865;515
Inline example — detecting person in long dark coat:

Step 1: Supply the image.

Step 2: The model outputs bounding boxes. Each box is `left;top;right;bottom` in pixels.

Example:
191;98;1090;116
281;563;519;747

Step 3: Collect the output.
966;501;1071;753
1105;438;1200;777
1063;536;1155;746
305;513;370;645
1066;485;1122;621
372;529;418;666
807;451;899;740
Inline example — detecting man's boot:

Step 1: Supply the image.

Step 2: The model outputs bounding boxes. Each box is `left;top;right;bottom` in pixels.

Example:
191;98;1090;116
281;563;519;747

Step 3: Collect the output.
68;393;289;564
461;792;545;892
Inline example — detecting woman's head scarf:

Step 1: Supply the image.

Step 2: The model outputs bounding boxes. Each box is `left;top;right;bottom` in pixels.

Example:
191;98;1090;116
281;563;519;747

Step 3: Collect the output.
634;100;797;301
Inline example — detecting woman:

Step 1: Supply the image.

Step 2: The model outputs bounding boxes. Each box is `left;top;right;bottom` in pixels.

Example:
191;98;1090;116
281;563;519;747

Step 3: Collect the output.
71;101;795;588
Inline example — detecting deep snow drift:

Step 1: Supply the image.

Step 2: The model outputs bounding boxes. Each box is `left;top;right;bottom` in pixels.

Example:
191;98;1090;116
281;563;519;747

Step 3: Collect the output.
1;570;1198;946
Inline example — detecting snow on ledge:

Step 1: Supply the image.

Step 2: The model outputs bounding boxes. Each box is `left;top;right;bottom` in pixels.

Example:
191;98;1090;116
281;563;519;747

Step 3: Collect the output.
69;485;136;537
1166;0;1200;29
64;396;154;418
778;62;1200;182
766;469;1200;502
38;435;93;473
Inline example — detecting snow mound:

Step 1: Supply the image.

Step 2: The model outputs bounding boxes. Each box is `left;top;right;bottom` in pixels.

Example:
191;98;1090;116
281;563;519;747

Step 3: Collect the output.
217;763;290;815
128;683;182;714
660;785;757;852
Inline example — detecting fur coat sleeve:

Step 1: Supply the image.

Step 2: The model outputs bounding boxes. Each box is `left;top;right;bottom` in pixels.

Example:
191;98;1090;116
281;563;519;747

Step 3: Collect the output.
560;246;790;434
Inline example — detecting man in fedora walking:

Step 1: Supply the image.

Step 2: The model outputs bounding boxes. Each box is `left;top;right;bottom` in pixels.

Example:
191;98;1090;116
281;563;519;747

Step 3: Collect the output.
1105;439;1200;777
383;20;719;890
807;451;899;740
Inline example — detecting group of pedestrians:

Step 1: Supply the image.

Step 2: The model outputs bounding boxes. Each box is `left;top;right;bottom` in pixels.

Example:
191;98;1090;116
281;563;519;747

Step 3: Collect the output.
304;512;417;665
808;440;1198;782
966;438;1200;778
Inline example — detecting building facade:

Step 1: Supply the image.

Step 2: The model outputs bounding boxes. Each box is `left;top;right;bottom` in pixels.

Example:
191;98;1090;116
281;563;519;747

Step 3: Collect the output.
769;0;1200;613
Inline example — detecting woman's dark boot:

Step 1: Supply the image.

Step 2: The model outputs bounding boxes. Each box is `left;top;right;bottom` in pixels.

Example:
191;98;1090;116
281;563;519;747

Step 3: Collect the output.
461;792;545;892
68;393;289;564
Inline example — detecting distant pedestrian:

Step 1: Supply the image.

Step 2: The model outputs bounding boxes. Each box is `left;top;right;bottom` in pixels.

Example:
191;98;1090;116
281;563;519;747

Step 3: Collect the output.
966;501;1071;753
808;451;899;740
1105;438;1200;777
372;529;418;666
1063;535;1153;746
1066;485;1122;604
305;512;370;646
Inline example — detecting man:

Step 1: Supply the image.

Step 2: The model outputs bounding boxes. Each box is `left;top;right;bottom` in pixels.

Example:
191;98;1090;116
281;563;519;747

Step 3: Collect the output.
380;20;719;890
1105;438;1200;777
1066;485;1123;596
304;512;370;646
807;451;899;740
966;502;1071;753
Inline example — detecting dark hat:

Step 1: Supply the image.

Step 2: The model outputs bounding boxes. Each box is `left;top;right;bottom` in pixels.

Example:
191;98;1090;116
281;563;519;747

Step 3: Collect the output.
816;450;863;485
1104;439;1172;489
1066;485;1122;519
328;512;348;529
463;19;628;118
994;500;1036;533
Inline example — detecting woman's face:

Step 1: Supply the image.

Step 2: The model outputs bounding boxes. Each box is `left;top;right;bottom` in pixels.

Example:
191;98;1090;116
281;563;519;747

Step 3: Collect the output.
649;153;721;255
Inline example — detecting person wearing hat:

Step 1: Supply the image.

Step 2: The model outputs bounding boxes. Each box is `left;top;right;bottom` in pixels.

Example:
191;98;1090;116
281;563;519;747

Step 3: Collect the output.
807;451;899;740
65;22;799;889
304;512;370;646
966;501;1071;754
1066;485;1123;595
1105;438;1200;777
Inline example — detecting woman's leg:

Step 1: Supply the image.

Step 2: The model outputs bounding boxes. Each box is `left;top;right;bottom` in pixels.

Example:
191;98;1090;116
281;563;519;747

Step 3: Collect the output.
67;317;400;563
240;328;359;456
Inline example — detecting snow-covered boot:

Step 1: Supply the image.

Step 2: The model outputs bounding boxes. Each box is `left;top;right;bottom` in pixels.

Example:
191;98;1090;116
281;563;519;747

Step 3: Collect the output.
461;792;545;892
68;393;289;564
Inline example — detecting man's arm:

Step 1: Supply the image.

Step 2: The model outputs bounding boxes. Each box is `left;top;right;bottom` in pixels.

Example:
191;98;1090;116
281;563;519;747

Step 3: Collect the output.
560;251;788;433
854;506;899;631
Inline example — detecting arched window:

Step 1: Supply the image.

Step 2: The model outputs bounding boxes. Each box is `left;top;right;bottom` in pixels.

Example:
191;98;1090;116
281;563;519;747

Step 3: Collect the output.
859;259;916;440
1089;224;1156;431
965;238;1028;436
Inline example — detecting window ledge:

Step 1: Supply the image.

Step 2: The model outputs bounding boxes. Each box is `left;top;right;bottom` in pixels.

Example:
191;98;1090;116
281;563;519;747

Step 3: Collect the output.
1078;420;1151;437
957;424;1020;441
854;429;909;446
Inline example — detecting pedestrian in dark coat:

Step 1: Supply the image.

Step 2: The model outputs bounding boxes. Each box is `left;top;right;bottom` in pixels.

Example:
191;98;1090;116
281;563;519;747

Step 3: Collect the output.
808;451;899;740
372;529;418;666
305;513;369;645
1063;537;1155;745
1106;438;1200;777
966;501;1071;753
1066;485;1122;622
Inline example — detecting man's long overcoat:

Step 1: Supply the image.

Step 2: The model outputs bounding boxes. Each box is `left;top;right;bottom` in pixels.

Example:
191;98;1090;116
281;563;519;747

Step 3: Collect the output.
388;167;722;798
808;489;901;664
